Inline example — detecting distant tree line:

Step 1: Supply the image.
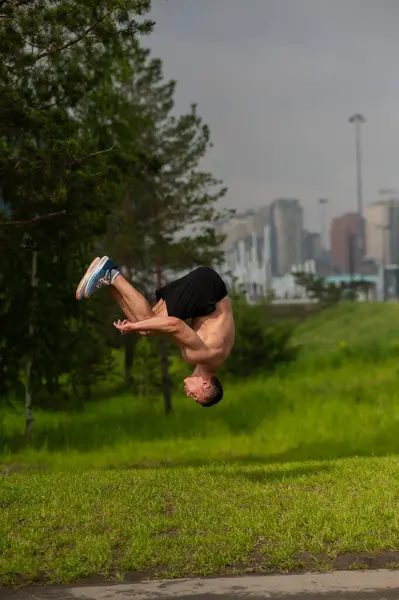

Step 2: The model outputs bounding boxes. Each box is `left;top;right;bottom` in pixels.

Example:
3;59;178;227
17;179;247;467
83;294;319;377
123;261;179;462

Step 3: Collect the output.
293;271;374;306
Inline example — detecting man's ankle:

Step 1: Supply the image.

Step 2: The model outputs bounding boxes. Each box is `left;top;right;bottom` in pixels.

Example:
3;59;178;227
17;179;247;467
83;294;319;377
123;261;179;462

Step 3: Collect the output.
110;268;120;284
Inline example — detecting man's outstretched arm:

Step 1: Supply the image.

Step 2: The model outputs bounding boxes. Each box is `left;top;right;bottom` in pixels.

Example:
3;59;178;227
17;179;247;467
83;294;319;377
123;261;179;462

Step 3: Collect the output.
113;317;215;363
114;316;179;334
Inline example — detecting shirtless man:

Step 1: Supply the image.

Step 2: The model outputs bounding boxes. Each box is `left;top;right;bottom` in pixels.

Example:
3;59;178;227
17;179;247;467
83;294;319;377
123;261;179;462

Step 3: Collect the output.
75;256;235;407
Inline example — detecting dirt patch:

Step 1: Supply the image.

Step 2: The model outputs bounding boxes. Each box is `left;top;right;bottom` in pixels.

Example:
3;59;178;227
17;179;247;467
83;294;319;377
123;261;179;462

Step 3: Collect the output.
2;550;399;590
333;551;399;571
151;527;180;538
220;550;399;577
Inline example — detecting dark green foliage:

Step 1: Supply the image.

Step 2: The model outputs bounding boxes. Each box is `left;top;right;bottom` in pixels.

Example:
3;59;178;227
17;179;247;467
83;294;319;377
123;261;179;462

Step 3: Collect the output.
293;271;373;306
0;0;230;418
0;1;154;402
221;295;298;379
102;42;231;278
293;272;344;306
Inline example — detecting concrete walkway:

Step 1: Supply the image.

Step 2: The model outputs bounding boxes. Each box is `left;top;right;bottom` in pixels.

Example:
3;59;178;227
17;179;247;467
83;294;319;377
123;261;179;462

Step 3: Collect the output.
2;569;399;599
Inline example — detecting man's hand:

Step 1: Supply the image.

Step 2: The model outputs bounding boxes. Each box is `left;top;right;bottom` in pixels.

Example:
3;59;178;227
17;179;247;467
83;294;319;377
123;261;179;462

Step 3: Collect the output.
113;319;135;334
113;319;153;336
114;316;180;335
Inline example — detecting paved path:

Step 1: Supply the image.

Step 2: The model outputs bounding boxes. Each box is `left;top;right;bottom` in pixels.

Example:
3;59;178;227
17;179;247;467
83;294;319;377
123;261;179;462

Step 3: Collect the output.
2;570;399;599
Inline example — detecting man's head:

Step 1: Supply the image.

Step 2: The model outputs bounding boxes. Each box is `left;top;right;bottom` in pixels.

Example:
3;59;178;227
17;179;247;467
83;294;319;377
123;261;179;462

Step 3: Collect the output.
184;374;223;407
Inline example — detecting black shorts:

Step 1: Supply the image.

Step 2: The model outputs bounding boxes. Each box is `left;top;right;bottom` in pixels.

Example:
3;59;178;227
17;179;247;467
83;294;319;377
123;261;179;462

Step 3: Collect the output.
155;266;228;321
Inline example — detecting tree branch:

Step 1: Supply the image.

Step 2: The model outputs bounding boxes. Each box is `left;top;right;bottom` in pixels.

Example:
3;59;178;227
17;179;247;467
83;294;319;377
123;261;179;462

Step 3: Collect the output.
34;11;114;62
29;143;118;171
70;143;118;164
0;210;67;226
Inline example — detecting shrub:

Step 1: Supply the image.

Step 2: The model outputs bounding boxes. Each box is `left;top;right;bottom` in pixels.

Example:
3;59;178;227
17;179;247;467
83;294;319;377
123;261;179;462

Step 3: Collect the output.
221;295;298;378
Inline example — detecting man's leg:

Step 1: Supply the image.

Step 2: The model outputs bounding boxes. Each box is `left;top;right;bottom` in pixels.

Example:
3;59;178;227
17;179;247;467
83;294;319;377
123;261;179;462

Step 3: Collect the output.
112;274;155;321
111;286;166;322
110;275;168;323
109;287;139;323
82;256;167;320
110;289;166;341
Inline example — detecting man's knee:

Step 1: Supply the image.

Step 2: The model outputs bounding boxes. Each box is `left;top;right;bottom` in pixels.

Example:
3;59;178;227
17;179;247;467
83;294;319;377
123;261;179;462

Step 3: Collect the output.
152;299;167;316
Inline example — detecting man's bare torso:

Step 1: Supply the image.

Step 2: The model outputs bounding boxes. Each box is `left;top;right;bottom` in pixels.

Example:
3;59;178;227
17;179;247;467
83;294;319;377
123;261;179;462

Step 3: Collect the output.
190;296;235;368
153;294;235;368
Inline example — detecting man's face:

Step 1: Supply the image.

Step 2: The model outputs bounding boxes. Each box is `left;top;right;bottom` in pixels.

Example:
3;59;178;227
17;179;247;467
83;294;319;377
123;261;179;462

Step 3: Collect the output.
184;375;211;405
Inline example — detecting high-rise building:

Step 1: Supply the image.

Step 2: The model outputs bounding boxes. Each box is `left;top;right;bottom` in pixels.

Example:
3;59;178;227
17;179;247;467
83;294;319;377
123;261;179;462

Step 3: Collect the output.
215;206;272;299
269;198;303;276
330;212;360;273
302;230;322;263
215;208;270;253
365;197;399;265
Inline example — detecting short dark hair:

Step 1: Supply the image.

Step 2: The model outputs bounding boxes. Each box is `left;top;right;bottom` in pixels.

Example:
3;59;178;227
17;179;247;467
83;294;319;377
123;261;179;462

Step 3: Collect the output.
202;376;223;407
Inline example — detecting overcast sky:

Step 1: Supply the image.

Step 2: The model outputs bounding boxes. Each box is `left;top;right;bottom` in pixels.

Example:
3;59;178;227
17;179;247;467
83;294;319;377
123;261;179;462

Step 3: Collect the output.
146;0;399;231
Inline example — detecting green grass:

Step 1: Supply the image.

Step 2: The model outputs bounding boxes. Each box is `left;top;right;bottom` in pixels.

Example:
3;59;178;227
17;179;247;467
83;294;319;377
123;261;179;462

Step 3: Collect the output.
2;357;399;470
2;302;399;585
2;458;399;585
294;301;399;355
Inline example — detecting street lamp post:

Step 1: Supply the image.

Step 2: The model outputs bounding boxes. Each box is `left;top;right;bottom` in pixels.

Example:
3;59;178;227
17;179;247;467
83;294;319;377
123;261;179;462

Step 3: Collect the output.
349;113;366;271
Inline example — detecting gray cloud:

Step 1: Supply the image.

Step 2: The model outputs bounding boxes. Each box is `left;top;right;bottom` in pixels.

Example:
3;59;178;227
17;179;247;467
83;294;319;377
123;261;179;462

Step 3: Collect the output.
145;0;399;230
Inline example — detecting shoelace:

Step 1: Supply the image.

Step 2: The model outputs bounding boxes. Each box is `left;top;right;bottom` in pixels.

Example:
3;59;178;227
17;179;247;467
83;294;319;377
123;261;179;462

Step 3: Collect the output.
96;273;111;288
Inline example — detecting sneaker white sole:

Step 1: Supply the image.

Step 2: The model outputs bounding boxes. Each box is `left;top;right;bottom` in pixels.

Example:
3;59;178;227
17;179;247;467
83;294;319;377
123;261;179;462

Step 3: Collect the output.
83;255;110;298
75;257;100;300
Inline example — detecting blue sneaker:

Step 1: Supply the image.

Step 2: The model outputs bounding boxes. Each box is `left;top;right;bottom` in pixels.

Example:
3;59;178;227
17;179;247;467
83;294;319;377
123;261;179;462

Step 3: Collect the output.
75;257;100;300
84;256;120;298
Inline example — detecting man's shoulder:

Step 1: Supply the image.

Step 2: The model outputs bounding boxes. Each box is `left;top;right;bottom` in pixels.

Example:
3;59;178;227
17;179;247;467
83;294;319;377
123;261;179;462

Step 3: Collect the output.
217;295;232;310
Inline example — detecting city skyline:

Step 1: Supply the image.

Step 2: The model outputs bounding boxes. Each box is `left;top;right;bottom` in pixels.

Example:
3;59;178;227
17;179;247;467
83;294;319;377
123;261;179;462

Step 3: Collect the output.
218;193;399;282
221;193;399;248
148;0;399;232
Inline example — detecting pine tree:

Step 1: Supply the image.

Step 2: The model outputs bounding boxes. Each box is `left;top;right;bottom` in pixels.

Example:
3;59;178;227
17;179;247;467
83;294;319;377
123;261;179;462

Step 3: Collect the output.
99;43;231;411
0;0;154;429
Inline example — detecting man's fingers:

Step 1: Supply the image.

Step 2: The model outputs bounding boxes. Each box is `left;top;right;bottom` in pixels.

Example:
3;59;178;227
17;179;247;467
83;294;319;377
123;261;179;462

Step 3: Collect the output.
113;319;127;327
113;320;135;336
114;319;130;328
113;320;125;334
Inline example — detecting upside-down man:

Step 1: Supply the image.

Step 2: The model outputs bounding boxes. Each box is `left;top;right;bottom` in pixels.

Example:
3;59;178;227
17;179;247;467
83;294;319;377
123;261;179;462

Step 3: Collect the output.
76;256;235;406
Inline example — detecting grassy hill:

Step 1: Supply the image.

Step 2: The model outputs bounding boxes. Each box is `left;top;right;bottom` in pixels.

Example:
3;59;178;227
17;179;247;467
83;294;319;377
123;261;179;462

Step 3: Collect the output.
2;301;399;471
293;301;399;359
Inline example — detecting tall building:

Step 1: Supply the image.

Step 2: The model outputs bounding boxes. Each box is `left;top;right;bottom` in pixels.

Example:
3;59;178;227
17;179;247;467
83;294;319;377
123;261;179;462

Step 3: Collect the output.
216;208;270;253
302;230;322;262
365;197;399;265
216;202;320;300
270;198;303;276
330;212;360;273
215;206;272;298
